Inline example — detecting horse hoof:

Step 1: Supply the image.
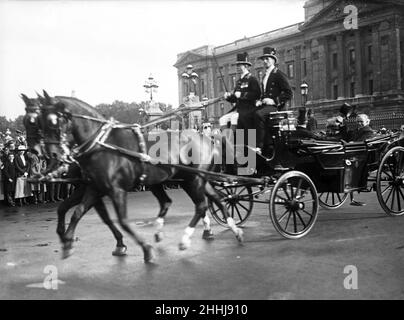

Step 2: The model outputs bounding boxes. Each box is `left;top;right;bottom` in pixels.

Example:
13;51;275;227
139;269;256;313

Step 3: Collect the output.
178;239;191;251
235;228;244;243
62;248;74;259
143;244;155;263
202;230;214;241
112;245;127;256
154;231;164;243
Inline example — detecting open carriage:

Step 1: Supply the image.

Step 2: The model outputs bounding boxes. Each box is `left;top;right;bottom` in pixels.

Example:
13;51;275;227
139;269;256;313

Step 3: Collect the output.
208;111;404;239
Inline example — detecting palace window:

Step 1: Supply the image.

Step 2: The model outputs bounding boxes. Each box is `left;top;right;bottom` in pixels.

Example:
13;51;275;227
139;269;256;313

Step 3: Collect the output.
369;79;374;95
200;79;205;96
368;45;373;63
350;82;355;97
333;84;338;100
302;59;307;77
332;52;338;69
287;62;294;78
231;75;236;90
349;48;356;65
218;78;224;92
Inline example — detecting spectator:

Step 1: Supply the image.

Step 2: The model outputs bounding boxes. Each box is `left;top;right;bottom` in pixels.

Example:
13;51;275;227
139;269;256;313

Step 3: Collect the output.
26;150;42;204
14;145;32;206
0;154;4;203
3;153;16;206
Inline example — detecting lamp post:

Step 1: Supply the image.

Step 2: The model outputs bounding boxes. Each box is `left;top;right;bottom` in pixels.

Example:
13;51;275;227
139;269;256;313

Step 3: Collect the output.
300;81;309;107
181;64;199;95
201;97;209;122
181;64;200;129
144;74;159;101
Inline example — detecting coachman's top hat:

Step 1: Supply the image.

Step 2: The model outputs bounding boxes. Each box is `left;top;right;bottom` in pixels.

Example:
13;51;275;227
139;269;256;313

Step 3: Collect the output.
234;52;252;66
259;47;278;63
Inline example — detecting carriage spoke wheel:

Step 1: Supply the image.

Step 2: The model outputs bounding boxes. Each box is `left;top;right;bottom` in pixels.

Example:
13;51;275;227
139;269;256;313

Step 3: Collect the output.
319;192;348;209
269;171;319;239
376;146;404;216
208;182;253;227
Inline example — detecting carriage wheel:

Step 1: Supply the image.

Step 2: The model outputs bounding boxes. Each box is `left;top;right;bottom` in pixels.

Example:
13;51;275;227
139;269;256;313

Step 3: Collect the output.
208;182;254;227
269;171;319;239
376;146;404;216
319;192;348;209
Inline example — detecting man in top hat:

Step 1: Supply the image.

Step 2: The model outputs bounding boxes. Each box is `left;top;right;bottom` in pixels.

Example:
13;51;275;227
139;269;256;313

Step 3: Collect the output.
222;52;261;135
255;47;292;154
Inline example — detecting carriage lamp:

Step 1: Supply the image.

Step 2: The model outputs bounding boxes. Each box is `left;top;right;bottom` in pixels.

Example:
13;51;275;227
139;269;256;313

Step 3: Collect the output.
300;81;309;107
144;74;159;101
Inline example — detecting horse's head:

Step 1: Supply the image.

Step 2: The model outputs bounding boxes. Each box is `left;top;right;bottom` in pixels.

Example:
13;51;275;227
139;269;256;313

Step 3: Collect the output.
38;90;73;163
21;93;44;156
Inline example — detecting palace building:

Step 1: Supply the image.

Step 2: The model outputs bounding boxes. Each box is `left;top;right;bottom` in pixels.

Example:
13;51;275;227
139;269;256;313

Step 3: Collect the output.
174;0;404;129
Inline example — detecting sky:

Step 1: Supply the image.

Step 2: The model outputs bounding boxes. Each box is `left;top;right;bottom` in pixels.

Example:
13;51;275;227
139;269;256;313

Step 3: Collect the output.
0;0;306;120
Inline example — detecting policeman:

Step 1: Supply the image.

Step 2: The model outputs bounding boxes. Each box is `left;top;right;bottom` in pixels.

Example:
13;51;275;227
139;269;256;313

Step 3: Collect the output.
255;47;292;154
223;52;261;138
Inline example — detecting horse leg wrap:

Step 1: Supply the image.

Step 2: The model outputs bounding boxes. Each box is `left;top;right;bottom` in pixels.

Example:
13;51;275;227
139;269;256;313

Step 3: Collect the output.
179;227;194;250
227;217;243;242
155;217;164;230
202;215;211;230
154;218;165;242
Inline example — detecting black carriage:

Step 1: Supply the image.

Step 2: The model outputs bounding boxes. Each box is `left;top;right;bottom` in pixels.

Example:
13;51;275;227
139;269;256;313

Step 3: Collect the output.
208;111;404;239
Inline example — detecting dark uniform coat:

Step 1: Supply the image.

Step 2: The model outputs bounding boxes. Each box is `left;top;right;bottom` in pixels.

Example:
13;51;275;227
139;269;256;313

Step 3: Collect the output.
260;67;293;110
225;72;261;131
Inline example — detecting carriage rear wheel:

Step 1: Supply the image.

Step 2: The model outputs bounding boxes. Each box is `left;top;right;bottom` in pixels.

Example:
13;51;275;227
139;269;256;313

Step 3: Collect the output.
319;192;348;209
269;171;319;239
208;182;253;227
376;146;404;216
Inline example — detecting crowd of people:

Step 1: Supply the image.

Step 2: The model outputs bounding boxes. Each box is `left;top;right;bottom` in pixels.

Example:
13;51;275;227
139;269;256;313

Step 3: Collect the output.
0;129;75;207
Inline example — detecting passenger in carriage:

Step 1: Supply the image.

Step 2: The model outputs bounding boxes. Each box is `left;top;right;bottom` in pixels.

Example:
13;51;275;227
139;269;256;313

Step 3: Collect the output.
254;47;293;154
346;113;374;207
348;113;375;142
294;107;320;139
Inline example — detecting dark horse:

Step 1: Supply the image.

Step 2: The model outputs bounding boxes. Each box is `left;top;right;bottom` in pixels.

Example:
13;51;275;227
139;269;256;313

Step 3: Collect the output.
37;91;243;262
21;93;129;257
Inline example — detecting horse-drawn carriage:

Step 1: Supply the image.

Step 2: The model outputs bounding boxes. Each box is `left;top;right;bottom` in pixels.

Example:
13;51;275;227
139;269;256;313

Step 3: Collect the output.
208;110;404;239
22;92;404;262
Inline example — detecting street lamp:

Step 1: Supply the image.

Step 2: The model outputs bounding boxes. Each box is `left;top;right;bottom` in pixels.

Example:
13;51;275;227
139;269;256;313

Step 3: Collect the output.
201;97;209;122
144;74;159;101
300;81;309;107
181;64;199;95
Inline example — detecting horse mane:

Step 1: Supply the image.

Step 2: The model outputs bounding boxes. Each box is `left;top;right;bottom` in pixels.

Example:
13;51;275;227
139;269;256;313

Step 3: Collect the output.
55;96;105;119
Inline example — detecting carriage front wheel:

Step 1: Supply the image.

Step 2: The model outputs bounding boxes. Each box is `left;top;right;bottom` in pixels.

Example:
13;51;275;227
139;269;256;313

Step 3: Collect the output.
208;182;254;227
269;171;319;239
319;192;348;209
376;146;404;216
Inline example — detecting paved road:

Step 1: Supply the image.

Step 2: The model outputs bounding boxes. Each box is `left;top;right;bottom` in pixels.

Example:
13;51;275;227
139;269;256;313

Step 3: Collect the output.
1;189;404;300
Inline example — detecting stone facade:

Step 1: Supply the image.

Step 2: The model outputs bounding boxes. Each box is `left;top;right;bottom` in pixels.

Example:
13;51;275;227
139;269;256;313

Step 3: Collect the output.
174;0;404;129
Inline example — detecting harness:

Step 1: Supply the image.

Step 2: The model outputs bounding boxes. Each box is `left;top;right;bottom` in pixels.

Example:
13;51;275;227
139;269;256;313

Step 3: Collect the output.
37;96;266;184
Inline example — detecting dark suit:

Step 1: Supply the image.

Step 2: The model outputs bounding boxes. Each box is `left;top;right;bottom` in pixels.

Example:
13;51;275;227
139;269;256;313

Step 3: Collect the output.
350;125;375;142
225;72;261;132
3;160;16;196
255;67;293;150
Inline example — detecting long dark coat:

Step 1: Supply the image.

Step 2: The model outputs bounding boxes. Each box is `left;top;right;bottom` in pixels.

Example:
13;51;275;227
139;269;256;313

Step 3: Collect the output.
3;160;16;194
